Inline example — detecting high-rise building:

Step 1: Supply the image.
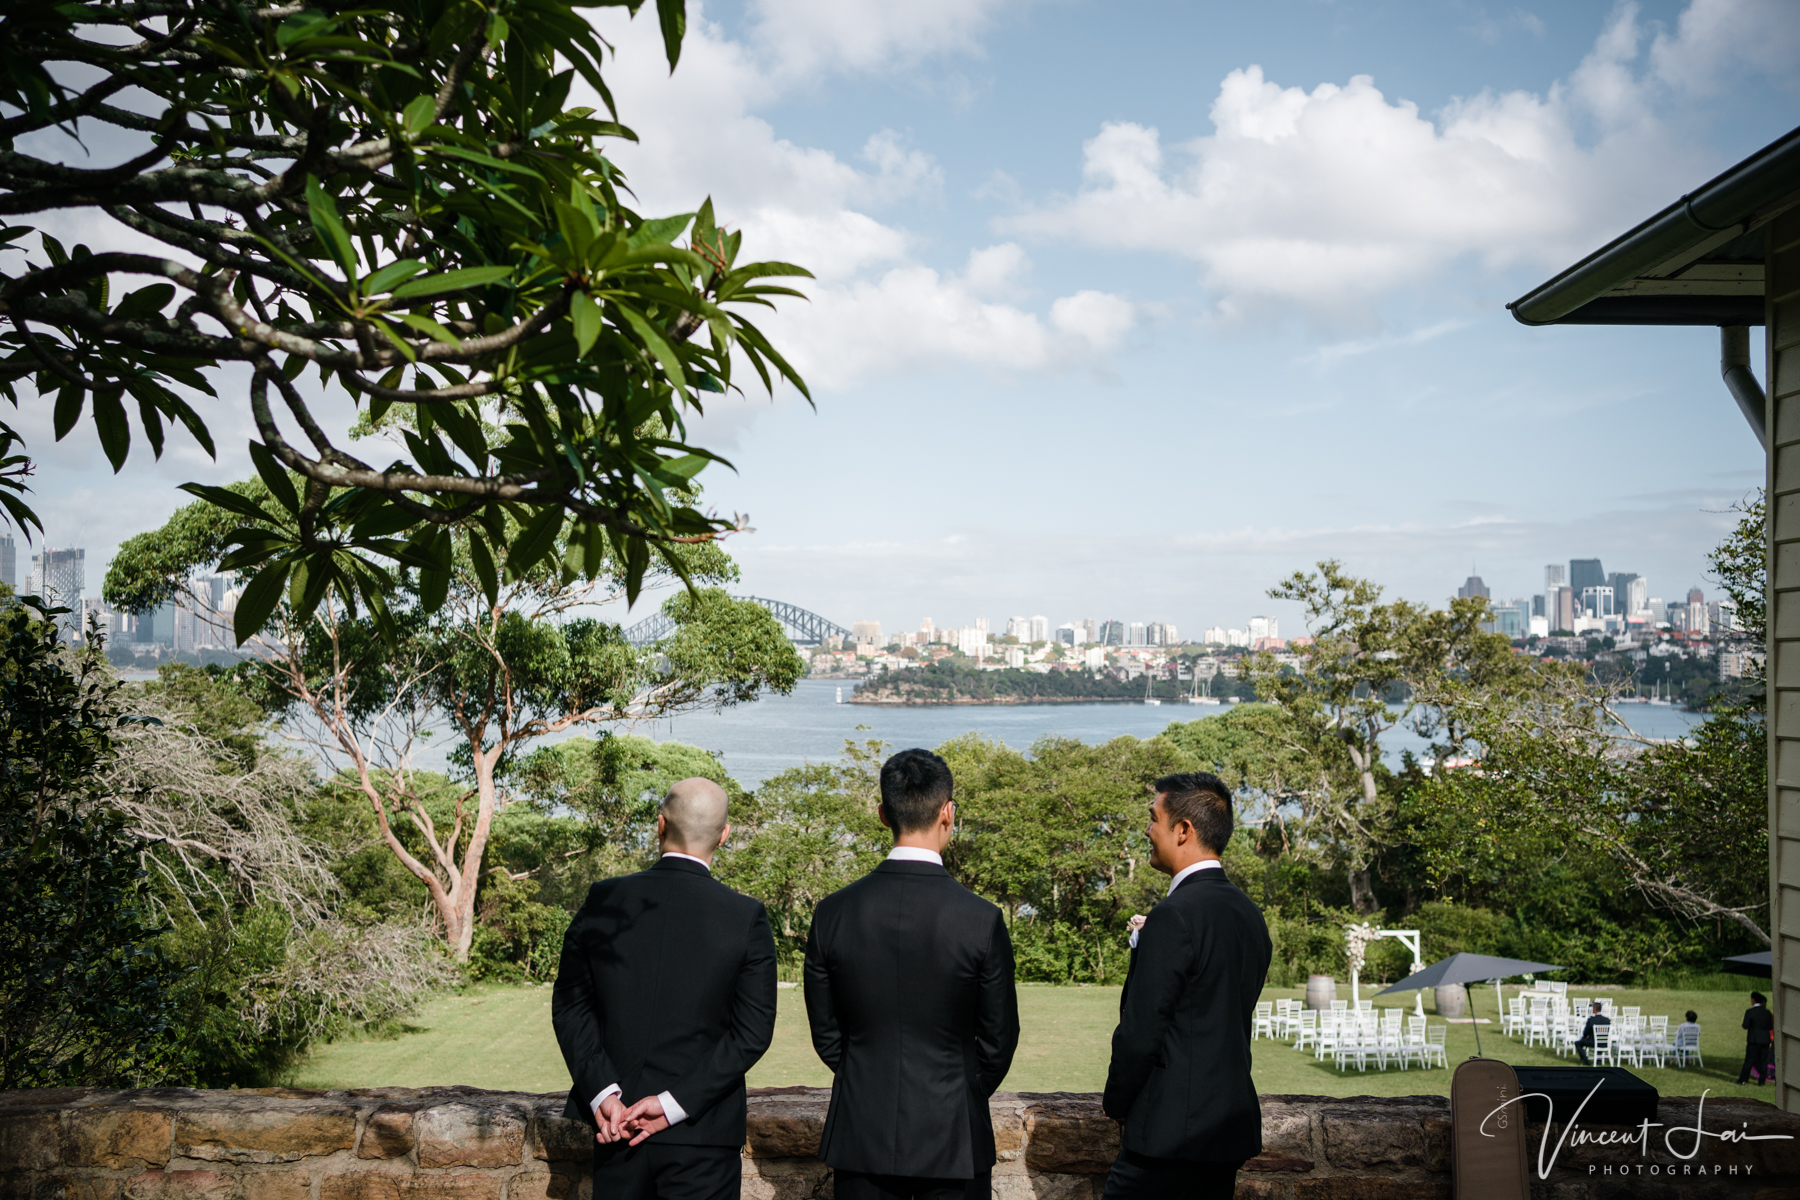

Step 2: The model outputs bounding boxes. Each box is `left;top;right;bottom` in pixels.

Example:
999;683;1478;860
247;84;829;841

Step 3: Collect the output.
1127;622;1146;646
1081;618;1097;644
1100;620;1124;646
1569;559;1605;597
974;616;989;634
1548;585;1575;632
1029;615;1049;643
1083;646;1105;670
957;627;987;656
31;548;85;637
1532;595;1546;618
0;533;13;590
1248;616;1278;642
1226;628;1249;648
1488;600;1529;639
1545;564;1566;591
1203;626;1226;645
1687;587;1708;636
1457;576;1490;600
1006;616;1030;640
1605;573;1648;615
1055;623;1087;646
1581;586;1615;618
852;620;882;644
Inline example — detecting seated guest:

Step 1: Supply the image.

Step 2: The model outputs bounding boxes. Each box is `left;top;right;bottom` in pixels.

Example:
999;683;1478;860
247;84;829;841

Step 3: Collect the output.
1675;1010;1702;1047
1574;1002;1610;1066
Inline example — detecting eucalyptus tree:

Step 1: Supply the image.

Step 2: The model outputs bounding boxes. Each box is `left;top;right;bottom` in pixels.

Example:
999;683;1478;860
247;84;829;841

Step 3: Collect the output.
107;487;804;959
1;0;808;616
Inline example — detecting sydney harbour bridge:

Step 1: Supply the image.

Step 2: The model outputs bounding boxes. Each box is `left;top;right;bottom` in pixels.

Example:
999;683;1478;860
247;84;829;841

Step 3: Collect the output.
621;596;850;648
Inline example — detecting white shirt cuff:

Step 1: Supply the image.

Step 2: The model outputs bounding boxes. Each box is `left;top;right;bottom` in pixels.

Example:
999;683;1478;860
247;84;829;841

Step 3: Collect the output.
658;1090;688;1126
591;1083;620;1120
1129;930;1140;949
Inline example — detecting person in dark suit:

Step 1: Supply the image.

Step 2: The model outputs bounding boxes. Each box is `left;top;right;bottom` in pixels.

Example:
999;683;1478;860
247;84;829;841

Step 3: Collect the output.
552;777;777;1200
1574;1002;1611;1066
803;748;1020;1200
1740;991;1775;1085
1102;772;1272;1200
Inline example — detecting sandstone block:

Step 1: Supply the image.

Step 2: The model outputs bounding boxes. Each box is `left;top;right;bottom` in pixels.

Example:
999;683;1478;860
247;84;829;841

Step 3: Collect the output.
1231;1180;1284;1200
358;1111;415;1161
1242;1154;1311;1173
125;1168;237;1200
1258;1104;1315;1162
0;1109;64;1171
318;1173;499;1200
745;1098;826;1160
239;1173;310;1200
1320;1103;1429;1170
503;1171;575;1200
988;1097;1028;1154
1024;1099;1117;1175
31;1175;126;1200
530;1111;590;1165
175;1105;355;1164
740;1168;829;1200
1017;1171;1098;1200
68;1109;173;1168
415;1103;527;1169
1294;1180;1449;1200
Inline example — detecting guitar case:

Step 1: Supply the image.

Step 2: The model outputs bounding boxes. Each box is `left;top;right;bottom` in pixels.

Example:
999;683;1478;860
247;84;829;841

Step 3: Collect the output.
1450;1057;1530;1200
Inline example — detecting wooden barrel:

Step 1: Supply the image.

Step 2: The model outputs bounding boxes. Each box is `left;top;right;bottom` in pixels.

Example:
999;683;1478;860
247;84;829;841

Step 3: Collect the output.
1435;984;1468;1017
1305;974;1337;1010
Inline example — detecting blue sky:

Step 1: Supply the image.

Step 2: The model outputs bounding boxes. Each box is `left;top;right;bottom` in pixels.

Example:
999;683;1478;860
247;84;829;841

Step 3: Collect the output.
18;0;1800;638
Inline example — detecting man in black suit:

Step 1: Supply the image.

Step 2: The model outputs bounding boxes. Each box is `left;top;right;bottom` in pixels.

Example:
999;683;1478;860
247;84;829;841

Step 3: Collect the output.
1102;772;1272;1200
1574;1001;1611;1066
552;777;777;1200
804;748;1020;1200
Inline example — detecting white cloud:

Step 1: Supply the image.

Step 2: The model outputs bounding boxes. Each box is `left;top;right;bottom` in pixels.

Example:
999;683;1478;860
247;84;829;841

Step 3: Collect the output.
744;0;1013;84
998;0;1797;323
586;5;1136;390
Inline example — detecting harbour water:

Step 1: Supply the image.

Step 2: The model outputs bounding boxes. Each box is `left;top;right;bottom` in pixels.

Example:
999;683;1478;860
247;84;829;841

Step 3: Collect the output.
600;679;1712;787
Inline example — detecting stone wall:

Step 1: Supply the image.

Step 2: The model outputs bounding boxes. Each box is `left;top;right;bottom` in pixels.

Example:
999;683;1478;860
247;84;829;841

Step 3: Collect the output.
4;1086;1800;1200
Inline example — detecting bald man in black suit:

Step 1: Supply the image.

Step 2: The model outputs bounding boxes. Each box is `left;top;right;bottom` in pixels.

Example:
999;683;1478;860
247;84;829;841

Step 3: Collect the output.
553;778;777;1200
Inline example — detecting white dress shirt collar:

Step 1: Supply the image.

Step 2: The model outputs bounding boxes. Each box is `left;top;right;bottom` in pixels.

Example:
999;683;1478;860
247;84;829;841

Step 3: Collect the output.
660;851;712;871
887;846;944;866
1167;859;1222;896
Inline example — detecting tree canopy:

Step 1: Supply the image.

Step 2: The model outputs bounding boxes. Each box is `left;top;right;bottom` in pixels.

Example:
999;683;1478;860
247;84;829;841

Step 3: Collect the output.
2;0;809;621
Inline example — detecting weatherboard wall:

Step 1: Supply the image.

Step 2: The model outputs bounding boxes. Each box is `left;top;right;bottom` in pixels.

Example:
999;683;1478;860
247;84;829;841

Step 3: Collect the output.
1768;205;1800;1116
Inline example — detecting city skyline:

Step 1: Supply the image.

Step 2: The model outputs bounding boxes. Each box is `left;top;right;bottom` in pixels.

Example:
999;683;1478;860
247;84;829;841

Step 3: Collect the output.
9;1;1790;654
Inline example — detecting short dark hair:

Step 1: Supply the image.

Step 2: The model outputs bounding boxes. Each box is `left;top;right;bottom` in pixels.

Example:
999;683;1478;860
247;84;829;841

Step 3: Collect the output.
880;749;954;834
1592;1002;1603;1012
1753;991;1768;1006
1153;772;1233;853
1686;1011;1698;1023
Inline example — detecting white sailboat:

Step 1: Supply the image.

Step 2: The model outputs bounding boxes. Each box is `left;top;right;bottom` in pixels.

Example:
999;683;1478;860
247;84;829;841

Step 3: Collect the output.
835;686;842;704
1185;668;1221;705
1143;673;1161;705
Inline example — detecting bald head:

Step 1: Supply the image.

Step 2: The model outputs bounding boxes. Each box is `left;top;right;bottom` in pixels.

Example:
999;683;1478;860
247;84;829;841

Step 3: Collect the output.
658;777;730;859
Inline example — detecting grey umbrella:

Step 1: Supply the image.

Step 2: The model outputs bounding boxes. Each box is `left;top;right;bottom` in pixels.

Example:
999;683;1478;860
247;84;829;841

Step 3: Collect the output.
1377;953;1565;1057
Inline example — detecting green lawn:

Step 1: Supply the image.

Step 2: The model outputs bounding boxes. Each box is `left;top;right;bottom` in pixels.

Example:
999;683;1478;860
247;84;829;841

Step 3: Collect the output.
292;982;1777;1101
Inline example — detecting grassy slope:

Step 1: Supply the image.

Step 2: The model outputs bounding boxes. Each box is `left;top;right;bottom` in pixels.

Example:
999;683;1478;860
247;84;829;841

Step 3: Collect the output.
293;982;1777;1101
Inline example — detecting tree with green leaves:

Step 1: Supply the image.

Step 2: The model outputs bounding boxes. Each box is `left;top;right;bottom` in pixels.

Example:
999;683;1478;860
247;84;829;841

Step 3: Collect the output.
0;601;184;1088
107;487;804;960
1;0;808;617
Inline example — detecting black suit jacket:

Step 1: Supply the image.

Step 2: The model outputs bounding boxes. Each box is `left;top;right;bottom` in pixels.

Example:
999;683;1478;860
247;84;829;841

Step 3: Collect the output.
552;856;778;1147
1102;867;1272;1163
1745;1005;1775;1045
803;858;1020;1179
1576;1013;1610;1045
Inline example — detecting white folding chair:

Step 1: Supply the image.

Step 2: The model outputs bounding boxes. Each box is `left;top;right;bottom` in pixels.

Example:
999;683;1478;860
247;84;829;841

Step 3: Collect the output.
1502;997;1526;1037
1613;1018;1642;1067
1293;1010;1318;1051
1424;1025;1448;1068
1592;1025;1615;1067
1251;1001;1274;1040
1674;1025;1704;1068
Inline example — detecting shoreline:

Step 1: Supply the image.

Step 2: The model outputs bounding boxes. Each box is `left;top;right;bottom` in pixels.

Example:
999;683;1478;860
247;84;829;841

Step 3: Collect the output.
846;694;1220;707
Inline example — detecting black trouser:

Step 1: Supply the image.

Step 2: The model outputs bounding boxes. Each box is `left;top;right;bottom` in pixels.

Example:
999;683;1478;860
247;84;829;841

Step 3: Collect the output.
593;1141;739;1200
833;1170;990;1200
1575;1035;1595;1066
1101;1149;1244;1200
1740;1040;1772;1085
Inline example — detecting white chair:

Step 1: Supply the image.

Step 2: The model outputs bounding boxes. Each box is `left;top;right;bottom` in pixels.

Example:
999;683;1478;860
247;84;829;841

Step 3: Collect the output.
1592;1025;1615;1067
1524;1009;1551;1049
1613;1018;1643;1067
1424;1025;1448;1068
1334;1033;1369;1072
1503;997;1526;1037
1556;1015;1584;1058
1674;1025;1704;1068
1315;1013;1341;1061
1252;1001;1274;1040
1292;1010;1318;1051
1331;999;1349;1011
1639;1019;1670;1068
1622;1006;1641;1020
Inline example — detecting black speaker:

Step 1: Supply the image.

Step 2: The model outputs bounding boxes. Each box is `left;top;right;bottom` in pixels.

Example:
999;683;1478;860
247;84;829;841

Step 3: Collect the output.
1511;1066;1660;1125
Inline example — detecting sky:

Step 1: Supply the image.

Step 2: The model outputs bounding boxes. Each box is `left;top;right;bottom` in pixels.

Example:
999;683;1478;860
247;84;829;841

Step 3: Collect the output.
13;0;1800;639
